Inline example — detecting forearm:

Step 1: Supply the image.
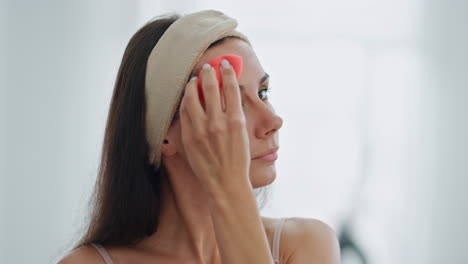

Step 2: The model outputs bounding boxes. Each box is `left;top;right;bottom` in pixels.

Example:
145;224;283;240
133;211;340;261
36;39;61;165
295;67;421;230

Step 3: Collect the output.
206;179;274;264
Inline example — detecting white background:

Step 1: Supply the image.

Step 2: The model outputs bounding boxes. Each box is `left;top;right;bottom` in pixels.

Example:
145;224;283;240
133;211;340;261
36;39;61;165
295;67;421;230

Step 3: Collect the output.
1;0;467;263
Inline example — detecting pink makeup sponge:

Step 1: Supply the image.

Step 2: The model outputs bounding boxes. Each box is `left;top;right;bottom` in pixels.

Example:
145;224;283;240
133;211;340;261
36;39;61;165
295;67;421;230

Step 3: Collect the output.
197;54;243;103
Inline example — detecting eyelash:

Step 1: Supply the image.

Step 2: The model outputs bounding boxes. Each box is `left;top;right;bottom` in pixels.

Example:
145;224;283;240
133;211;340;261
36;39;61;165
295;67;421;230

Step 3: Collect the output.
258;86;272;101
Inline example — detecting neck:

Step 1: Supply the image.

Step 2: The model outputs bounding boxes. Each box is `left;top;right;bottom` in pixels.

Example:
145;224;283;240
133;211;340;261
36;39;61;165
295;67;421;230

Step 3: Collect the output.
135;157;221;263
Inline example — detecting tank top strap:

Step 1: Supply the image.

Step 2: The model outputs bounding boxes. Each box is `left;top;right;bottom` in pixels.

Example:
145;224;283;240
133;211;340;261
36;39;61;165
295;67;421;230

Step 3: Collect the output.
272;217;286;264
91;243;114;264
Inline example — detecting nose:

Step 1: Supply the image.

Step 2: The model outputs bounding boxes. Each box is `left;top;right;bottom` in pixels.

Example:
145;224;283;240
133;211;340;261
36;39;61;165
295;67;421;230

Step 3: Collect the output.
255;104;283;139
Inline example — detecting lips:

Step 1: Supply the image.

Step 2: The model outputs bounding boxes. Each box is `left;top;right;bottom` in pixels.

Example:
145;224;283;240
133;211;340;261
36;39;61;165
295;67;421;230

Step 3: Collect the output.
256;152;278;162
253;146;279;161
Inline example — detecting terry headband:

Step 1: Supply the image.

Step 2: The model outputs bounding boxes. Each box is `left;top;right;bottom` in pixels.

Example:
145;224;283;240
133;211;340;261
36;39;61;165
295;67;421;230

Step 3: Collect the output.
145;9;252;169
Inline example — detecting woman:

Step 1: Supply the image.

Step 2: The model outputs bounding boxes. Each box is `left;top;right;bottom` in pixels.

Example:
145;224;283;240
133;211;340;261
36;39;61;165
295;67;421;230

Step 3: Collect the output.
59;9;340;264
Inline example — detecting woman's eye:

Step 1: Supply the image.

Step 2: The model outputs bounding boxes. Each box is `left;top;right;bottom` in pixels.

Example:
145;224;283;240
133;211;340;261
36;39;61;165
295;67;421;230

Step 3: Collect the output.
258;87;272;101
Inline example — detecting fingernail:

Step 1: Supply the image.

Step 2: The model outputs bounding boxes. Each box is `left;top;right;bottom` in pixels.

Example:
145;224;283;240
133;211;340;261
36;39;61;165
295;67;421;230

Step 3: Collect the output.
203;63;211;70
221;59;231;68
190;76;197;81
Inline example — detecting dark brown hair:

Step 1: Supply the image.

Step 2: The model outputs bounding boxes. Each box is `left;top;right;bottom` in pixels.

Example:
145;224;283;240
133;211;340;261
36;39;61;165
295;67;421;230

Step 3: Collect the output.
70;12;270;251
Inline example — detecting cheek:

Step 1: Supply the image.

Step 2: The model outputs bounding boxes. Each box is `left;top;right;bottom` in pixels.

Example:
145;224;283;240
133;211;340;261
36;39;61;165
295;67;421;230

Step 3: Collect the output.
243;108;256;139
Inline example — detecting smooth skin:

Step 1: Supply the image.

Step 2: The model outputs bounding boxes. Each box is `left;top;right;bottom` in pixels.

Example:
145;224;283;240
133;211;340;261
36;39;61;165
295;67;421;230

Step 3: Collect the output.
58;38;340;264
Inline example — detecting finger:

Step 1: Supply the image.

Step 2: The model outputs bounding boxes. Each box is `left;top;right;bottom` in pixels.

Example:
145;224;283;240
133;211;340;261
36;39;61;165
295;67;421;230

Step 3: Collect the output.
200;63;223;117
179;97;193;147
182;76;206;134
182;76;205;118
220;59;242;115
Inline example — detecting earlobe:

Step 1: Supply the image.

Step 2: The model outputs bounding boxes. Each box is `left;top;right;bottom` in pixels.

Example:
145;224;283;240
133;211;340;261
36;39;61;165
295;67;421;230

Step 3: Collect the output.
161;139;177;156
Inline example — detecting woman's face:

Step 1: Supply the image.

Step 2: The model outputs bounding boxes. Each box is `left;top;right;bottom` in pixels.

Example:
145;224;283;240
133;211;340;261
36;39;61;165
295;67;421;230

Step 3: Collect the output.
166;38;283;189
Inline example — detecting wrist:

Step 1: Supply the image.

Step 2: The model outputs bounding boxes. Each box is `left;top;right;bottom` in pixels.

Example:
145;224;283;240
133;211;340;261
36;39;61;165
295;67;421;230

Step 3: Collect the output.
205;176;255;206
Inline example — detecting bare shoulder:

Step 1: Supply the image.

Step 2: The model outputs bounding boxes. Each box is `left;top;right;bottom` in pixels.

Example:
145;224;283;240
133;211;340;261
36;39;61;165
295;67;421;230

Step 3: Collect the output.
57;245;106;264
264;217;341;264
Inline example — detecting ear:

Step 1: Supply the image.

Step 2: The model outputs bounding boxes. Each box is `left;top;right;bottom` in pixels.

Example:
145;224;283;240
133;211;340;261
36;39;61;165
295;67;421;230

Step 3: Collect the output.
161;120;183;158
161;137;177;157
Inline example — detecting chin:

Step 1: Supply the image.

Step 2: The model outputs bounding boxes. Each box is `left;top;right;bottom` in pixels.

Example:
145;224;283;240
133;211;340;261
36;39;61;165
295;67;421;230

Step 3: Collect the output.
249;161;277;189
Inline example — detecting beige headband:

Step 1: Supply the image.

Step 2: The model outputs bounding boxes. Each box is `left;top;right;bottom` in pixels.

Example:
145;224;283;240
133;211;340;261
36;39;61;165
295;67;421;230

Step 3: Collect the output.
145;9;252;169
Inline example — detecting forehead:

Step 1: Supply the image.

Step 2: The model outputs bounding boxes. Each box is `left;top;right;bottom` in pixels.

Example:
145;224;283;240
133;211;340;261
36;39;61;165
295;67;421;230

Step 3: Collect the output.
190;38;264;85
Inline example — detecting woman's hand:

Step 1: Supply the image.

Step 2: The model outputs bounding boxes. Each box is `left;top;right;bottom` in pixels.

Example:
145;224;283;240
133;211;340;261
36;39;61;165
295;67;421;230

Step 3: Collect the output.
179;60;251;194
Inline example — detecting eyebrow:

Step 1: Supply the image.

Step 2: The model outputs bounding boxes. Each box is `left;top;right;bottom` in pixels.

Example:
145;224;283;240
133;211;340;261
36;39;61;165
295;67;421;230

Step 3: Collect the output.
239;72;269;92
